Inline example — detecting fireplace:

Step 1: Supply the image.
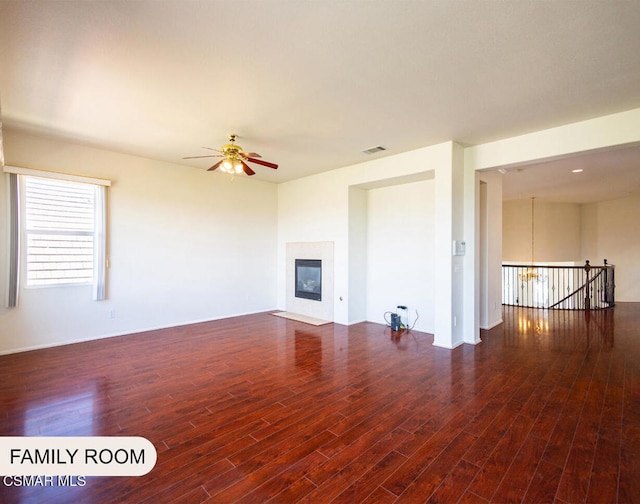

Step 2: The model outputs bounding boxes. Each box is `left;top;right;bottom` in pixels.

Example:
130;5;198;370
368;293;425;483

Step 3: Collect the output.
295;259;322;301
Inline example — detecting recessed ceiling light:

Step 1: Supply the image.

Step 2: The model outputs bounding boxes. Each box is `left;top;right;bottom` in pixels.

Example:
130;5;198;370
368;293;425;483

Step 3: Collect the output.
572;169;583;173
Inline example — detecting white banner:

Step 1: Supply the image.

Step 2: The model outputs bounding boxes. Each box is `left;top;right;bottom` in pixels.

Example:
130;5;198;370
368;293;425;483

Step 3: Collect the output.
0;437;157;477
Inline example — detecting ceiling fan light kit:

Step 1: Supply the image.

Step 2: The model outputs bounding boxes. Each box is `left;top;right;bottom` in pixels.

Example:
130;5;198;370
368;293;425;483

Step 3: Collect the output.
183;134;278;178
220;158;243;174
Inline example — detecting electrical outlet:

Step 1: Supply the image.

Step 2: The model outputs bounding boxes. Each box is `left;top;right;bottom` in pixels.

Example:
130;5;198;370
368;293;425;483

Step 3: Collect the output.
107;309;116;319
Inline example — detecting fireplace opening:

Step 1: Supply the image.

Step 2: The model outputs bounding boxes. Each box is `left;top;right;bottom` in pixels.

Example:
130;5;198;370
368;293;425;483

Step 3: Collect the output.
295;259;322;301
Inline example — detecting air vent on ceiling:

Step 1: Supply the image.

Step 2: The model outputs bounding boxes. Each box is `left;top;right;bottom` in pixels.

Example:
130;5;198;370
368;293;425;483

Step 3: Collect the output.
362;146;387;155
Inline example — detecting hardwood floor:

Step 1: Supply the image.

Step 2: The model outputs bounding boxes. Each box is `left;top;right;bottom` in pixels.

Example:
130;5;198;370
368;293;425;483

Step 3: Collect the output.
1;304;639;503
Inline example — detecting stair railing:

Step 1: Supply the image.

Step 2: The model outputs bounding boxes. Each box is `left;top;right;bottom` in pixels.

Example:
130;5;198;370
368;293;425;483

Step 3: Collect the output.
502;260;615;310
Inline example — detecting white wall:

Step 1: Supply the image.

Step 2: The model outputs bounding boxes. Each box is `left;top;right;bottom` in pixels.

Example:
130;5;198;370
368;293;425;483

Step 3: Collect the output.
580;203;598;260
366;179;435;333
503;200;582;263
277;168;350;322
503;195;640;302
0;130;278;354
581;193;640;301
277;143;453;329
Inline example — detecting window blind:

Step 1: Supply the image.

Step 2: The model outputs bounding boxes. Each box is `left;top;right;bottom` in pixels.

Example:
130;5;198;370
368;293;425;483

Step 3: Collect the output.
25;177;96;286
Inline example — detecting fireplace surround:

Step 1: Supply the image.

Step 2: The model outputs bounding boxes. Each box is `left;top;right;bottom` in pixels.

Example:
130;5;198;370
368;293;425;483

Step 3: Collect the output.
285;241;334;322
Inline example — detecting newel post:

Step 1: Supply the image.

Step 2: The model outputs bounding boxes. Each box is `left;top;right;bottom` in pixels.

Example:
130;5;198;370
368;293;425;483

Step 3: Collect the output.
584;260;591;310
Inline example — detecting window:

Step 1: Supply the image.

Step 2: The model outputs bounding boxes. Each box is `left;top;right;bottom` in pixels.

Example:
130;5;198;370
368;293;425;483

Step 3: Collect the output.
4;165;109;304
24;176;97;286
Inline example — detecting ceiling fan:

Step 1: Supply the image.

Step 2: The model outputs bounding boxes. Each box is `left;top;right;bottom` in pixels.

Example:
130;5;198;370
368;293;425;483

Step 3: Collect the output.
183;134;278;176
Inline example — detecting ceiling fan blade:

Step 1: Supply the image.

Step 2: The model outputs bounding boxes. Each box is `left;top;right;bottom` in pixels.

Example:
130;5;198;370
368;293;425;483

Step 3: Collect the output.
207;160;224;171
183;155;221;159
241;161;255;176
202;147;223;152
246;157;278;169
243;152;261;158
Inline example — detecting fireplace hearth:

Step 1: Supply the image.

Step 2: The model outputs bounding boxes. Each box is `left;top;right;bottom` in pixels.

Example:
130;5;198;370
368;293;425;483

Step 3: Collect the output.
295;259;322;301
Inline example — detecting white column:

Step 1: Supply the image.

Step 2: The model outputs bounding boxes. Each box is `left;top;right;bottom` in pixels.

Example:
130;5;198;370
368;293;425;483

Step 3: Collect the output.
463;153;481;344
433;142;466;348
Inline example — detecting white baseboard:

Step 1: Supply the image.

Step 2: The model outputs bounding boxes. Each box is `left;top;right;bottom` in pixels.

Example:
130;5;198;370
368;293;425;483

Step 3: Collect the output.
480;318;504;330
0;309;278;356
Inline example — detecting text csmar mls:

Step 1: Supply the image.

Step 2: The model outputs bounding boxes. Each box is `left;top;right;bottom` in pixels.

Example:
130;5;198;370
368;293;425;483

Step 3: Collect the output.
3;475;87;487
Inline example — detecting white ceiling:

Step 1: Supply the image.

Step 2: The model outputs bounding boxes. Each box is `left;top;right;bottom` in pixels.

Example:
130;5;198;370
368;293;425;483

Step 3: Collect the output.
1;0;640;201
500;145;640;203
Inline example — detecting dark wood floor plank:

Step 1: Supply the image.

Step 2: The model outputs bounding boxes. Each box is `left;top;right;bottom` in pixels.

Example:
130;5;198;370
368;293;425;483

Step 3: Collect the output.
521;460;564;504
330;449;409;504
266;475;318;503
556;344;611;503
381;409;476;496
528;383;571;441
234;450;327;504
307;419;411;488
394;430;477;502
541;347;600;470
618;305;640;503
462;399;523;467
214;447;327;503
316;398;414;462
425;458;481;504
467;413;536;500
586;351;624;504
360;486;399;504
225;407;343;468
490;433;548;504
0;306;637;503
149;483;210;504
299;427;411;504
203;428;338;499
459;490;490;504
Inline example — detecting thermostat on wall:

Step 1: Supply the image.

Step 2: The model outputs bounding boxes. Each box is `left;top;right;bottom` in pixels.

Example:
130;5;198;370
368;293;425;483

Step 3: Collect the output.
453;240;466;256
